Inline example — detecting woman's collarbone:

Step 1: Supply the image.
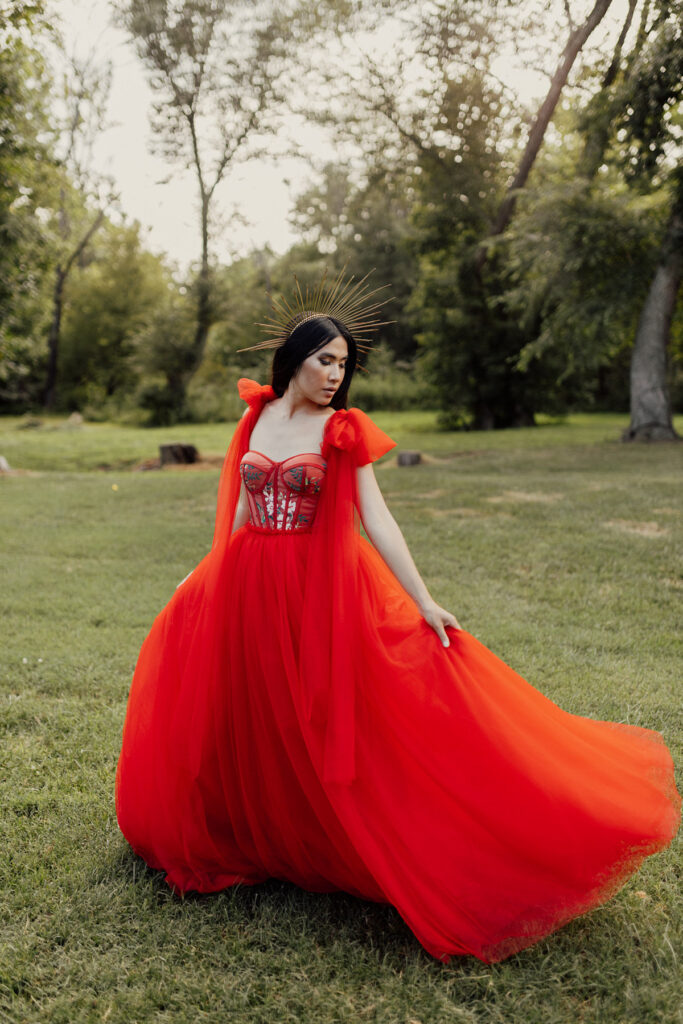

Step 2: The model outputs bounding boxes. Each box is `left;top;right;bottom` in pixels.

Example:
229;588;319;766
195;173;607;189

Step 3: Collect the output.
250;407;334;462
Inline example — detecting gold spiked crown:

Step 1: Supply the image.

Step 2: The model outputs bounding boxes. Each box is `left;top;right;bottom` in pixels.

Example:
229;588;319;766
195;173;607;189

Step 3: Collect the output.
237;264;394;354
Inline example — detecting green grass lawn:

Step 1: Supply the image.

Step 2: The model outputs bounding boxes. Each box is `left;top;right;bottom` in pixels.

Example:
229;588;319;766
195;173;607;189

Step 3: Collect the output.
1;410;681;1024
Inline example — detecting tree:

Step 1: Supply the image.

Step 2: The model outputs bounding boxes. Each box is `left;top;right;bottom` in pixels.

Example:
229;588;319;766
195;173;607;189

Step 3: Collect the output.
0;1;55;410
501;170;664;413
114;0;289;419
58;220;173;412
476;0;617;266
43;47;117;410
509;0;683;436
289;160;418;359
291;0;632;427
624;186;682;439
616;1;683;440
490;0;683;436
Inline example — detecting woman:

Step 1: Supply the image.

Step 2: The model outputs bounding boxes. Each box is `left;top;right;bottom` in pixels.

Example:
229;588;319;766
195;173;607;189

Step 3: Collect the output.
116;274;680;964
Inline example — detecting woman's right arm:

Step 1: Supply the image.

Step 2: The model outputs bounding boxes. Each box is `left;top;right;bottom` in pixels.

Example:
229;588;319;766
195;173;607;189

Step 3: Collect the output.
355;463;461;645
231;481;250;533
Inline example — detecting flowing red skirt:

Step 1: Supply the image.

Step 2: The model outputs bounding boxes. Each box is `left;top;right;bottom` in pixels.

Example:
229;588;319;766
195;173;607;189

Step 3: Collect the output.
115;523;680;963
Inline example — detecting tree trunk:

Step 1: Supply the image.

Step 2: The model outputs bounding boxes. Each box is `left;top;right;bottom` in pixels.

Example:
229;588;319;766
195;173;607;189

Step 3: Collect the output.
476;0;615;269
43;210;105;411
44;265;66;410
191;194;212;376
193;265;211;372
623;206;682;442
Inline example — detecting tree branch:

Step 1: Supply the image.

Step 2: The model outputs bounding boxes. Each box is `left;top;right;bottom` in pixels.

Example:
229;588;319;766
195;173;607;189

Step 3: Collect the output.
62;208;106;278
476;0;615;269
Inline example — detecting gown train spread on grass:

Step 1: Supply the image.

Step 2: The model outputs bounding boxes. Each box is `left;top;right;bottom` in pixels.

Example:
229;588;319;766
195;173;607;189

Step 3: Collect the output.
115;378;680;963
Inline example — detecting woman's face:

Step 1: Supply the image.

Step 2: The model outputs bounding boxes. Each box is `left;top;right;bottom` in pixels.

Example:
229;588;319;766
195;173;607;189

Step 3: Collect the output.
294;335;348;405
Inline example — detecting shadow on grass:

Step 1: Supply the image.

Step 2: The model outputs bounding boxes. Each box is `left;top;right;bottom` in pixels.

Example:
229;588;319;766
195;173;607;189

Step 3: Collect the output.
111;843;646;981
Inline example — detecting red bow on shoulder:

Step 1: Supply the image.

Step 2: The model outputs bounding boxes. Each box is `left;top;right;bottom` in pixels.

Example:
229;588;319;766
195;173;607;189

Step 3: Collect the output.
237;378;276;409
324;409;359;454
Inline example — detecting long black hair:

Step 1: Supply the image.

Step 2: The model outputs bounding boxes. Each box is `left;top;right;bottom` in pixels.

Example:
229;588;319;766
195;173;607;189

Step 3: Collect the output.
270;316;357;410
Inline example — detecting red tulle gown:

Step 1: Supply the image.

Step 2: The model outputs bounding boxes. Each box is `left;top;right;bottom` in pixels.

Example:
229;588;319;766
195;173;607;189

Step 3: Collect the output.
115;378;680;963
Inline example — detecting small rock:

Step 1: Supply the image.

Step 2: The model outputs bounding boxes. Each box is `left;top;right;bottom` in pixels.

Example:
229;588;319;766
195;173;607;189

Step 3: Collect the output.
160;443;199;466
397;450;422;466
0;455;11;472
67;411;84;426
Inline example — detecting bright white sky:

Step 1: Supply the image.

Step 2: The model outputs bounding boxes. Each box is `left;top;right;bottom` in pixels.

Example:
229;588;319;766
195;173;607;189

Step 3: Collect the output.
48;0;634;276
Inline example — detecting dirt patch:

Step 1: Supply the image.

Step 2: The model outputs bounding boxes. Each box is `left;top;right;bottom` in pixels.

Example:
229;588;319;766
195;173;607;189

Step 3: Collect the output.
486;490;564;505
604;519;669;538
384;451;486;467
425;507;512;519
132;455;225;472
385;489;445;502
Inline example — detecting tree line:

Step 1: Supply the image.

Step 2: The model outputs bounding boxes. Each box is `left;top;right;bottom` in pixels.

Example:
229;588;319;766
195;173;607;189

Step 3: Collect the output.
1;0;680;437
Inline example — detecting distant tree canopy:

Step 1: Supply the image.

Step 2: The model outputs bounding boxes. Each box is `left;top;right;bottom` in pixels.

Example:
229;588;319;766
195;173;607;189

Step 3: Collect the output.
0;0;680;432
112;0;293;421
0;3;55;408
285;0;682;431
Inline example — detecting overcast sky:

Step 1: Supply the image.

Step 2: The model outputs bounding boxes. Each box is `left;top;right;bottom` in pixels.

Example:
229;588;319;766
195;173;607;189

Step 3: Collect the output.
49;0;633;276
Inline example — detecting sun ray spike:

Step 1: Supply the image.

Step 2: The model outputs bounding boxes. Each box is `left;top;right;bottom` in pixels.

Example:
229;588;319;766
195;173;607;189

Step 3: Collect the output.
240;264;394;357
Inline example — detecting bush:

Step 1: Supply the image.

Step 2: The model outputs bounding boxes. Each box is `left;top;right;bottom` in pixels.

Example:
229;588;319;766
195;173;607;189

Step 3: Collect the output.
184;356;272;423
185;363;245;423
350;342;438;411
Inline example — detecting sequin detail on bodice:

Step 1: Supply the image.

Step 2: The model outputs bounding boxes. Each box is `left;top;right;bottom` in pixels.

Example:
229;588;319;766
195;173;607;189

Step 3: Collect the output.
239;451;327;532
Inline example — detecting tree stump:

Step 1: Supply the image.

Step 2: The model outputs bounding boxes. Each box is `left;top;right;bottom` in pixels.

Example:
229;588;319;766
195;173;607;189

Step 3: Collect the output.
159;443;199;466
397;450;422;467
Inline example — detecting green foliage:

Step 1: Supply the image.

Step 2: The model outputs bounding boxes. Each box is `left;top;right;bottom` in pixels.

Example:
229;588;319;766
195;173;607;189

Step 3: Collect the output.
410;73;508;248
112;0;293;409
129;292;198;426
3;0;682;431
290;161;419;359
58;221;174;416
406;73;552;429
498;0;683;420
347;341;437;411
409;249;558;429
209;253;278;361
612;0;683;186
0;18;56;410
502;180;666;408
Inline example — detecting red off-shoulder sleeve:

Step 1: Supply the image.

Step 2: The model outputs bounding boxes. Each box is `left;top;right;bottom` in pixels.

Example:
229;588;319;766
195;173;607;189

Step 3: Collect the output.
237;377;276;409
325;407;396;466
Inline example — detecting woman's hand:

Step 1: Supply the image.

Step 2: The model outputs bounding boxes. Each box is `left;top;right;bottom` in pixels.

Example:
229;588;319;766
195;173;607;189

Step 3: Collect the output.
176;570;194;589
420;600;462;647
356;465;463;648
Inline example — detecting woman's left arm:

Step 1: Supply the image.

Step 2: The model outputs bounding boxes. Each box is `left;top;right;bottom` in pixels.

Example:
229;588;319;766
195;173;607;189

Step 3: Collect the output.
356;463;461;646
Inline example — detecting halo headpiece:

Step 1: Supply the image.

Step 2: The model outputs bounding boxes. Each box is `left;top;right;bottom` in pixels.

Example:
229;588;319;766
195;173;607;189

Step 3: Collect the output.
237;264;394;354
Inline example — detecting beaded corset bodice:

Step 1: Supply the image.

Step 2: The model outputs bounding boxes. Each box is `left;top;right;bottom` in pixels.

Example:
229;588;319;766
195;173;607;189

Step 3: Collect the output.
239;451;327;532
